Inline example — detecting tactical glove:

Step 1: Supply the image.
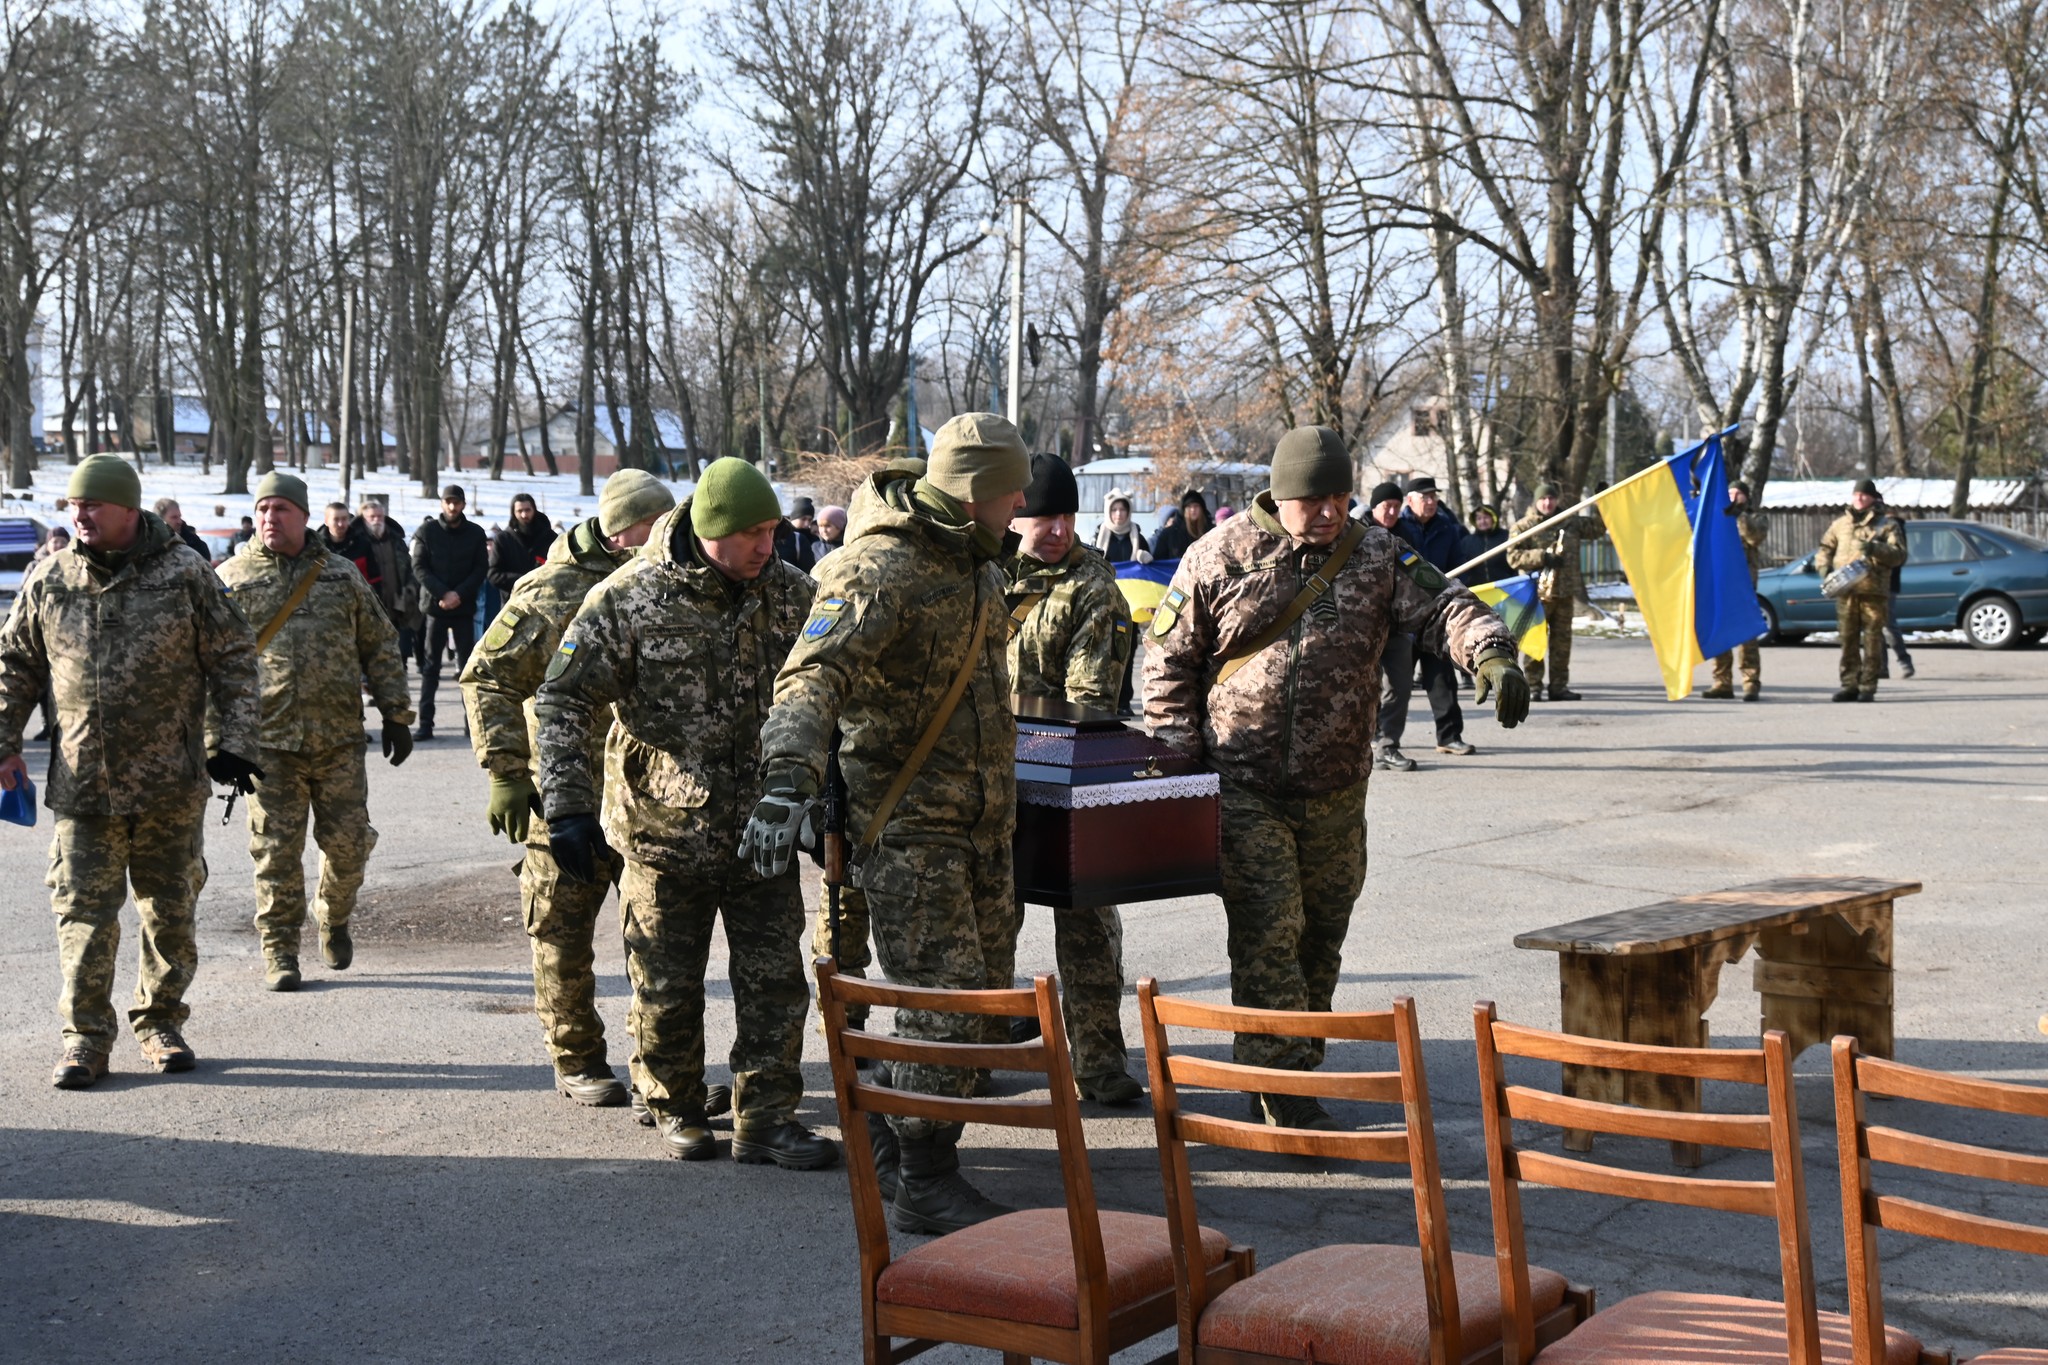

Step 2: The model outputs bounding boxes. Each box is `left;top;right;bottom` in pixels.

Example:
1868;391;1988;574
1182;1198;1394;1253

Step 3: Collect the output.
205;751;265;794
548;813;613;885
738;790;818;880
488;772;542;844
381;721;414;768
1474;656;1531;728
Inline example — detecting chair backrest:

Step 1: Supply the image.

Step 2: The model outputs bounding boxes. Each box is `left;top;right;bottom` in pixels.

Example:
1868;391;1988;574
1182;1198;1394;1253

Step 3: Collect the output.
1472;1001;1821;1365
1136;981;1462;1360
814;960;1109;1334
1832;1035;2048;1360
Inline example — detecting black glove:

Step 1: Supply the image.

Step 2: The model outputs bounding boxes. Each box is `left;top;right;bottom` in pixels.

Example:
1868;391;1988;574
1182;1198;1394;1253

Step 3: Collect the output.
205;751;265;794
548;813;614;885
381;721;414;767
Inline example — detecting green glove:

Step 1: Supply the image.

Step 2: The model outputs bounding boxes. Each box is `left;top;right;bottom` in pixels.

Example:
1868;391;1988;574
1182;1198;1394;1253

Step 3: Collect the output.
488;772;542;844
1474;655;1530;728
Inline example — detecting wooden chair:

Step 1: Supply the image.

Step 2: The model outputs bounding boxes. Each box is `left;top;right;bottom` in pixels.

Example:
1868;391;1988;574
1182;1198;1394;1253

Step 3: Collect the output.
1472;1002;1924;1364
1833;1035;2048;1364
816;959;1252;1365
1136;981;1592;1364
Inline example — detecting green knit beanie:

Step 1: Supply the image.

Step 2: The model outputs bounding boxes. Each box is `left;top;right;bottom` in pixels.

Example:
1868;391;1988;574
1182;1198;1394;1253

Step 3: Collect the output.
1533;481;1561;500
691;458;783;539
1269;426;1353;501
67;454;142;510
254;470;310;514
925;413;1029;503
599;468;676;536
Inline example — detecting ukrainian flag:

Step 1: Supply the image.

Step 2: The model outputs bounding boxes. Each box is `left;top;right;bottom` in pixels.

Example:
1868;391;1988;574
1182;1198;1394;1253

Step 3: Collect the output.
1470;574;1547;662
1600;429;1767;700
1115;560;1179;625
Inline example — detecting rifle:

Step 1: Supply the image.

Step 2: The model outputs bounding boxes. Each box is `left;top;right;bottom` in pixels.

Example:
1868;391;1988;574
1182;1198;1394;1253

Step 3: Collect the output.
820;735;849;965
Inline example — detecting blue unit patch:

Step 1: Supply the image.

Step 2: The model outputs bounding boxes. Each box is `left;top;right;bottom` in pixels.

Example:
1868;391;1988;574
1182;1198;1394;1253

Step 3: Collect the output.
802;596;850;642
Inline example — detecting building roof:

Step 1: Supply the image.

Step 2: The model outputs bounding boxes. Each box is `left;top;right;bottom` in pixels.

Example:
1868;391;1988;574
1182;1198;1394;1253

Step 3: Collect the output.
1759;477;2038;510
495;405;691;454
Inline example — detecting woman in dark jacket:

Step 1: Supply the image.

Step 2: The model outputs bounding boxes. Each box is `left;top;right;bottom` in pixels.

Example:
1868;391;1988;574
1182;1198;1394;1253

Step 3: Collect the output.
1456;504;1513;584
1151;488;1212;560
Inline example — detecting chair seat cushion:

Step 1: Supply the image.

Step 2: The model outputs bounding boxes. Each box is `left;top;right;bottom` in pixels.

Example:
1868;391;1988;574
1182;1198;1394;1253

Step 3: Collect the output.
1197;1243;1571;1364
1531;1291;1922;1364
1969;1353;2048;1362
875;1207;1230;1330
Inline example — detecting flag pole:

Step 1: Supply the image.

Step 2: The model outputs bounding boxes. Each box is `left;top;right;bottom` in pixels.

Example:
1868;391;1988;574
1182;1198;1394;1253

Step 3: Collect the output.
1445;454;1672;581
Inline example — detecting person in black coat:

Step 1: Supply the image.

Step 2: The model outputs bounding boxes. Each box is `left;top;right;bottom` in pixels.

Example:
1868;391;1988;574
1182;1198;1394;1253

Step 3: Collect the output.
410;483;490;740
1456;504;1512;585
488;494;556;596
1151;488;1213;560
774;495;820;571
154;498;213;564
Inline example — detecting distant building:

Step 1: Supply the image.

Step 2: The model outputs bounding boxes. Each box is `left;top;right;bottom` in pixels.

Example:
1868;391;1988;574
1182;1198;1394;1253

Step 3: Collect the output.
477;404;694;478
1353;396;1504;506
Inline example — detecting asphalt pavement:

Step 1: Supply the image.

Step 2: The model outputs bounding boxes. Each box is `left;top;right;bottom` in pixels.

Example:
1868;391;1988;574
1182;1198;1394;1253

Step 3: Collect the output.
2;634;2044;1361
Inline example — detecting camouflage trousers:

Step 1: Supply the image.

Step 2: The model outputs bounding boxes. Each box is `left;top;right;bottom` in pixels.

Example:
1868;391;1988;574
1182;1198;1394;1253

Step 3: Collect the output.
811;883;873;1028
1710;641;1761;694
620;858;808;1127
1218;777;1368;1071
858;834;1023;1138
1837;595;1888;694
247;744;376;957
47;796;209;1053
1049;904;1128;1079
1523;597;1574;692
520;838;622;1076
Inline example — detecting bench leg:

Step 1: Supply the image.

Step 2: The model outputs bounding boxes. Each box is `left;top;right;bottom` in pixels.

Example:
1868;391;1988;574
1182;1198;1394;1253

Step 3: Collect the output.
1755;902;1895;1061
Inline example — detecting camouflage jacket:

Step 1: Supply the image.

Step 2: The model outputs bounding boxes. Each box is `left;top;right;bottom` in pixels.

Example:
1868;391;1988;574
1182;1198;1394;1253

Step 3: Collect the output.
0;512;260;815
759;472;1015;848
461;518;627;790
1507;505;1603;602
1004;544;1133;712
218;537;412;753
1733;508;1769;581
533;499;814;875
1816;506;1908;596
1143;495;1514;799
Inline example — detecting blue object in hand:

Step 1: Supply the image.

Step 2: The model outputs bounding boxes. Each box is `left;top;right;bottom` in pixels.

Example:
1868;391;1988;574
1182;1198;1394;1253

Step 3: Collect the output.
0;774;36;827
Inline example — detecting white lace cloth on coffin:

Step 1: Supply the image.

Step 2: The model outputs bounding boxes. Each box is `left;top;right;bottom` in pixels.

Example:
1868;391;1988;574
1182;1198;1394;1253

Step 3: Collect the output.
1017;773;1220;808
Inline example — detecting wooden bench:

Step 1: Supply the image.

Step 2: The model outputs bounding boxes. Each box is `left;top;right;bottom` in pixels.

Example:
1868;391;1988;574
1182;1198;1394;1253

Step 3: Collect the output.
1514;875;1920;1166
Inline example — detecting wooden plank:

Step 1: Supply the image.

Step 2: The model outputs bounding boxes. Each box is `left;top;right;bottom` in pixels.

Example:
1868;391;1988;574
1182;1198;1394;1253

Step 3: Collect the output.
1515;877;1920;955
1166;1054;1404;1103
1752;960;1895;1007
1857;1055;2048;1117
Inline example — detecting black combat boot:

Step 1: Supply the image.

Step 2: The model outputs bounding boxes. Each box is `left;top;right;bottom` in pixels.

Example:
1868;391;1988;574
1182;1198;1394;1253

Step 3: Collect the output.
656;1113;718;1161
891;1125;1014;1236
733;1119;840;1170
1700;683;1734;699
1832;687;1859;702
868;1113;901;1201
1077;1068;1145;1106
555;1067;628;1107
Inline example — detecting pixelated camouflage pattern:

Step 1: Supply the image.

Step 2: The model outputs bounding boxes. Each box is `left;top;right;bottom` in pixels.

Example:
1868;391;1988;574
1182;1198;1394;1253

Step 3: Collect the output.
1710;509;1769;693
621;858;808;1124
1217;776;1367;1071
1004;544;1133;712
1732;508;1770;577
812;883;873;976
48;798;208;1052
1816;506;1908;596
246;744;377;957
1506;504;1604;605
1051;905;1127;1078
1143;494;1513;799
522;840;623;1075
1523;600;1574;693
1836;596;1889;693
218;538;412;748
0;512;259;814
533;499;815;872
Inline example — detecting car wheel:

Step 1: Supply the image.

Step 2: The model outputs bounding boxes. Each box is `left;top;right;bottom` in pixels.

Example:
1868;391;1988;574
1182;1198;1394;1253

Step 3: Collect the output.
1760;599;1785;644
1963;594;2022;649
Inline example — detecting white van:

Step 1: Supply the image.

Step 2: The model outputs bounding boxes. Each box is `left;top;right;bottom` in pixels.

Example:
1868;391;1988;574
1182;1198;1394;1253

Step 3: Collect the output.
1072;457;1270;544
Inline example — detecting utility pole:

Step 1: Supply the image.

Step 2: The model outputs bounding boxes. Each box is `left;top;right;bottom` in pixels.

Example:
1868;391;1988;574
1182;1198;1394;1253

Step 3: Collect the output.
757;349;769;472
1006;199;1024;427
338;286;356;508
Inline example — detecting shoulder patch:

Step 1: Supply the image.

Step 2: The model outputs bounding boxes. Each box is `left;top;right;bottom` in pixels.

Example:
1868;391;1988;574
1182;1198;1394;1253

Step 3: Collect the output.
480;606;525;652
1394;545;1450;595
802;596;849;642
1150;586;1189;638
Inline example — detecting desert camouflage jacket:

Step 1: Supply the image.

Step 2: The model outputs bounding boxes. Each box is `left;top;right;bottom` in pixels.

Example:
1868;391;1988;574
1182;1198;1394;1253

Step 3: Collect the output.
1507;505;1604;602
1816;506;1908;596
759;471;1015;849
1143;495;1514;799
0;512;260;814
219;537;412;752
1004;544;1133;712
533;499;814;874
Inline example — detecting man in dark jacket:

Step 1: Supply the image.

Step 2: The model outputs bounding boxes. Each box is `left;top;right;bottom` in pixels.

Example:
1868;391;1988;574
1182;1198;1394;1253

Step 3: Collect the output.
773;496;820;571
357;500;420;668
154;498;212;564
489;494;556;597
317;503;375;578
1151;488;1213;559
411;484;490;741
1376;477;1474;769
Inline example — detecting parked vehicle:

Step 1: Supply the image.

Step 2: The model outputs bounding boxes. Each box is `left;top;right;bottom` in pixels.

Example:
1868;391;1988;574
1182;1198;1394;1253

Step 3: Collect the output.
1755;518;2048;649
0;516;48;600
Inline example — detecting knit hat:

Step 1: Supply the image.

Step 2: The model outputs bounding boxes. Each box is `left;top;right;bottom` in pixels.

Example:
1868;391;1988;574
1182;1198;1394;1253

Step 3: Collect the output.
1730;480;1752;498
819;505;848;531
691;458;782;539
1533;481;1561;500
925;413;1029;503
789;496;816;519
1019;453;1079;518
1853;477;1880;498
253;470;311;514
66;454;142;510
598;468;676;536
1367;480;1403;509
1270;426;1353;501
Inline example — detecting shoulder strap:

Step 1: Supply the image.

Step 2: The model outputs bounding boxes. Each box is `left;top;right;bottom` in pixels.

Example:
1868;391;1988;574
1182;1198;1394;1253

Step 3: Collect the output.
858;594;992;848
1006;589;1045;640
1214;520;1366;687
254;562;325;651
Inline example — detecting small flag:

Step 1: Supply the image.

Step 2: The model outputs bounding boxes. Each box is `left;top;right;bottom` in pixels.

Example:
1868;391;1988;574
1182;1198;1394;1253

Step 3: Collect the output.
1469;574;1548;662
1114;559;1180;624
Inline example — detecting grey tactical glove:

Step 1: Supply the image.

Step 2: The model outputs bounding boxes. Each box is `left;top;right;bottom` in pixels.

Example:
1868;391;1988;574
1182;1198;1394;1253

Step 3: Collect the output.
739;790;818;879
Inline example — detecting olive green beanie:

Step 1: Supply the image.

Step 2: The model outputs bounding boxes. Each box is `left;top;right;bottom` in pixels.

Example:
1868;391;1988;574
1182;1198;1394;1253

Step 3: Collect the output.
66;454;142;510
1533;481;1561;500
924;413;1029;503
598;468;676;536
1269;425;1353;501
691;457;783;539
254;470;310;514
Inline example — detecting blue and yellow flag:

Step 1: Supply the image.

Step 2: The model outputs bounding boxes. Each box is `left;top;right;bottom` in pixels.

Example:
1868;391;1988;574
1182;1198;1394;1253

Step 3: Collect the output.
1470;574;1547;662
1600;429;1767;700
1115;559;1179;625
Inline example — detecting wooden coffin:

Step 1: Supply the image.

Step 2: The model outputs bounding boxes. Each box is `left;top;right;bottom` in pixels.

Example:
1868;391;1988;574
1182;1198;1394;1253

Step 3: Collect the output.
1012;695;1223;911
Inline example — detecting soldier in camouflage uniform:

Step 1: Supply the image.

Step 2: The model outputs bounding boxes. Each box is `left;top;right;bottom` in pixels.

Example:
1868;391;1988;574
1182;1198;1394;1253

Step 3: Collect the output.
1145;426;1527;1129
536;459;835;1171
1705;480;1770;701
1815;478;1909;702
1507;482;1602;700
0;455;261;1088
460;470;674;1109
218;473;414;992
1002;452;1142;1105
745;414;1029;1235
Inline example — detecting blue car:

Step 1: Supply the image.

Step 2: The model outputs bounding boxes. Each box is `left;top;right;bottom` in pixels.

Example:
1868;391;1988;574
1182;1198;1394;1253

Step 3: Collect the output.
1756;519;2048;649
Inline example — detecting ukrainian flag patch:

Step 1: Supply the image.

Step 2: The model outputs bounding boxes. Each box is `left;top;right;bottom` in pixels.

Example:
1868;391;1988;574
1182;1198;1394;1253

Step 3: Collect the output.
803;597;849;641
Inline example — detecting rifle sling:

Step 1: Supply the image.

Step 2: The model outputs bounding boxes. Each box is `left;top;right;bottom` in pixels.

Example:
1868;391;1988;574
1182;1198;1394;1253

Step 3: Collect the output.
254;560;325;651
1213;520;1366;686
857;593;991;849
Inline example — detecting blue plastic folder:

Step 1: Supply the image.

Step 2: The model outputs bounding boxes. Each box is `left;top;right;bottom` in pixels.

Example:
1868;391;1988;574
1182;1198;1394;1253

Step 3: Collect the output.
1;774;37;827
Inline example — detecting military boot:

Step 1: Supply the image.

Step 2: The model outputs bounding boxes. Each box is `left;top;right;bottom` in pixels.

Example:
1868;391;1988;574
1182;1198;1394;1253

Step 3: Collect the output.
868;1113;901;1201
264;954;302;993
1832;687;1859;702
1373;744;1417;772
1077;1068;1144;1106
1253;1091;1341;1131
733;1119;840;1170
629;1085;653;1126
1547;687;1582;701
891;1126;1014;1235
1701;683;1735;699
320;922;353;971
555;1067;628;1107
138;1027;197;1074
656;1113;718;1161
51;1045;108;1090
1741;687;1760;702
